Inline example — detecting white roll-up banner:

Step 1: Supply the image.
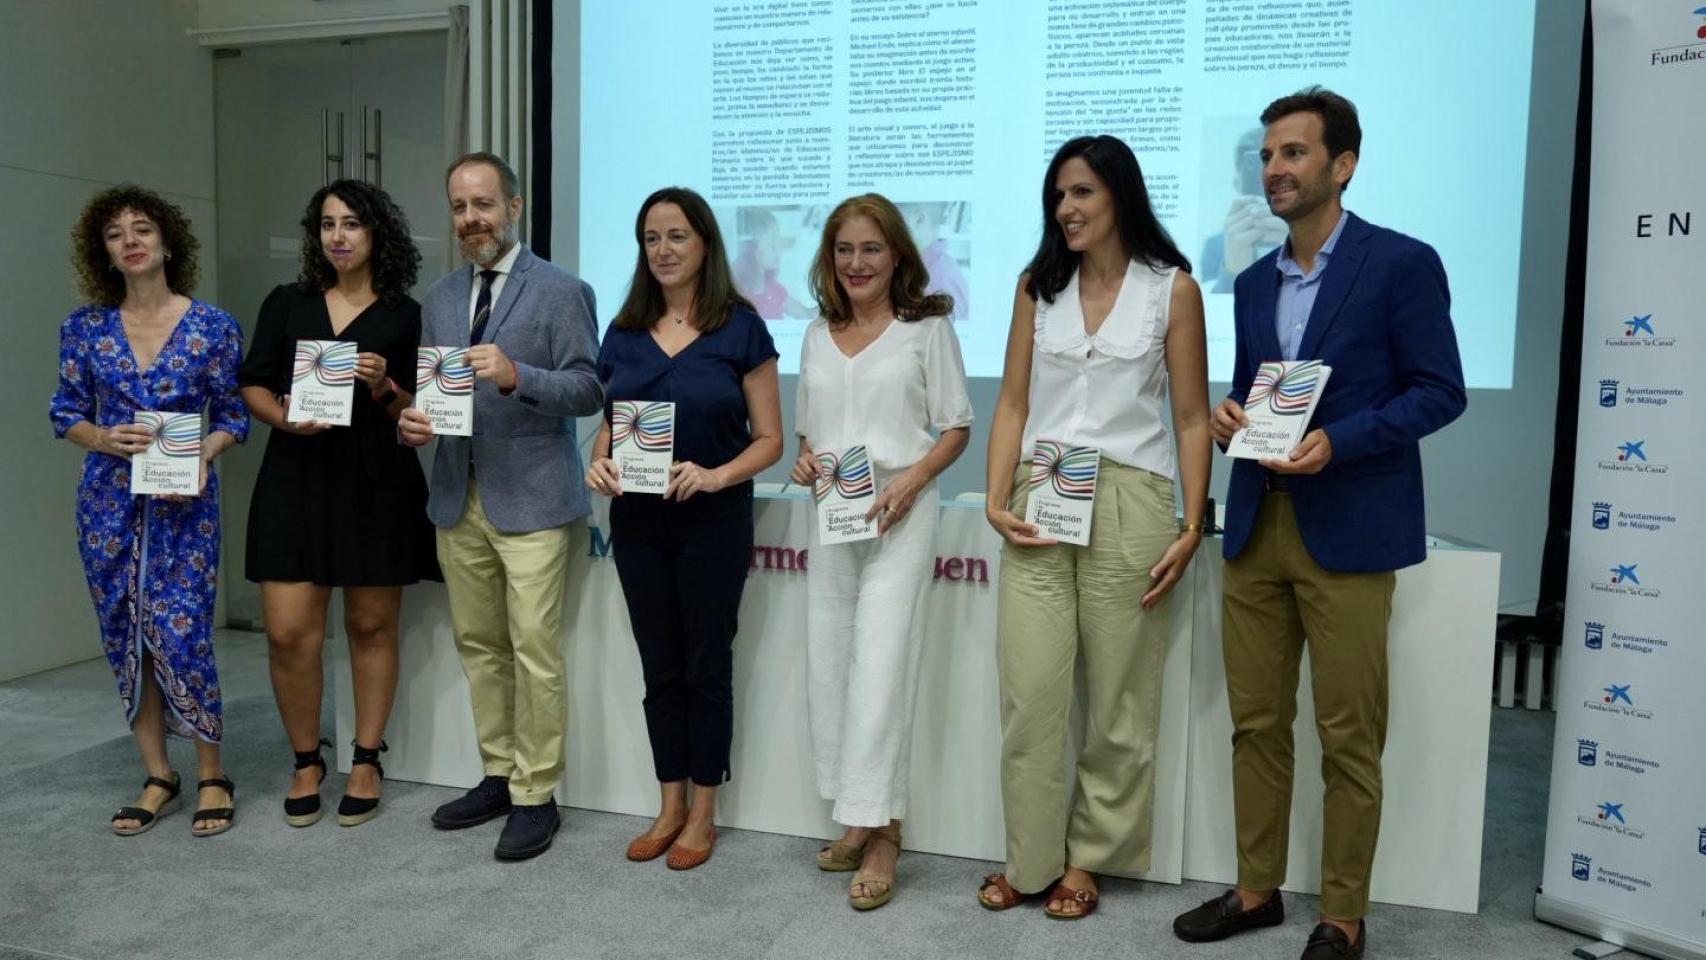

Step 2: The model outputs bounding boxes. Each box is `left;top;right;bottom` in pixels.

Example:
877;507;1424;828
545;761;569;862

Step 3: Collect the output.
1535;3;1706;959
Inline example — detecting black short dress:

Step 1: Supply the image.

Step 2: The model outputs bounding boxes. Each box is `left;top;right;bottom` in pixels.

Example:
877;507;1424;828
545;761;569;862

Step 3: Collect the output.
239;283;440;586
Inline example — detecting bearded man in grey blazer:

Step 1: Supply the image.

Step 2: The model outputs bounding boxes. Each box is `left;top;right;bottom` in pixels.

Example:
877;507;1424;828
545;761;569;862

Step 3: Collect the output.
399;152;602;861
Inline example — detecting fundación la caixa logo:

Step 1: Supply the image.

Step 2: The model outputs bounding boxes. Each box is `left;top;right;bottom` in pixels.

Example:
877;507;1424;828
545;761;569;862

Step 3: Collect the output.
1591;561;1660;599
1605;313;1676;349
1579;799;1646;840
1585;682;1656;720
1598;439;1670;476
1651;6;1706;65
1581;619;1671;654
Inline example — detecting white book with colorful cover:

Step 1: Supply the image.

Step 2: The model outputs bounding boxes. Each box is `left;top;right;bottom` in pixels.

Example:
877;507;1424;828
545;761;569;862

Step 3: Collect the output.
414;346;474;436
130;411;203;496
1024;439;1099;546
1226;360;1333;460
611;400;675;495
287;339;357;426
813;444;879;545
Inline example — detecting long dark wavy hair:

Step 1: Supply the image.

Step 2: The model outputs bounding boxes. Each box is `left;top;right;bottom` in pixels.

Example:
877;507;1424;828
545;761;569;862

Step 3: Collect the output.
808;193;953;326
612;187;752;333
70;185;200;306
1024;135;1190;304
297;179;421;301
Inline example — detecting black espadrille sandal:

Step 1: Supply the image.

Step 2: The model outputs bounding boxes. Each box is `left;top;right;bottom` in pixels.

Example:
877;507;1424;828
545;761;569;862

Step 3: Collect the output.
191;776;237;837
337;740;388;827
285;738;333;828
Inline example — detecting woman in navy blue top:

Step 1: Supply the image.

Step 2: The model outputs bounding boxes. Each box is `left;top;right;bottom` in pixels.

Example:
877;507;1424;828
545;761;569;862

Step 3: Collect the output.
588;187;782;869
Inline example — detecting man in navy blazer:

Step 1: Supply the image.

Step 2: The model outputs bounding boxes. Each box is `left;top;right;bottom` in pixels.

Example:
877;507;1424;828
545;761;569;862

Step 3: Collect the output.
400;152;602;861
1173;90;1466;959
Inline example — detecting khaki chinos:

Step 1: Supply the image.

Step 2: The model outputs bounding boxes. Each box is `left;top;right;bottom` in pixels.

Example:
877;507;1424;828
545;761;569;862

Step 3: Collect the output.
437;480;577;805
1222;492;1395;921
996;460;1177;893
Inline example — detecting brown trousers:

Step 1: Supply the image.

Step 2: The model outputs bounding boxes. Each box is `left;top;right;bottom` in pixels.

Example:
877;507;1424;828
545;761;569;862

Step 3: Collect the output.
1222;493;1395;921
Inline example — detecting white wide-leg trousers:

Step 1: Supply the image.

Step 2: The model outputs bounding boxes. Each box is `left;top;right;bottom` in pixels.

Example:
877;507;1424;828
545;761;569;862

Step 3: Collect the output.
806;484;939;827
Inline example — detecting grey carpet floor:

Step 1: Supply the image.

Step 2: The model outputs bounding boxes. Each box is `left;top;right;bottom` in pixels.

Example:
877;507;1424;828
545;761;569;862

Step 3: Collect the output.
0;633;1605;960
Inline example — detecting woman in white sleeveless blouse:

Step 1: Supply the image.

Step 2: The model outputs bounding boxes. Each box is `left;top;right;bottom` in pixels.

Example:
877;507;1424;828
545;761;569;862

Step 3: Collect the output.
791;194;973;911
978;136;1212;919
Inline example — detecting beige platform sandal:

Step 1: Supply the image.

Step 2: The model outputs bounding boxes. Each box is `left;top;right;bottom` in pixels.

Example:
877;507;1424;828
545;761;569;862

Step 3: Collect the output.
849;824;902;911
817;832;868;872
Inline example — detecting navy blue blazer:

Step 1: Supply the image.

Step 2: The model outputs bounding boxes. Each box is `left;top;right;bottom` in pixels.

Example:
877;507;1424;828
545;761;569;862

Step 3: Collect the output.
1223;212;1467;573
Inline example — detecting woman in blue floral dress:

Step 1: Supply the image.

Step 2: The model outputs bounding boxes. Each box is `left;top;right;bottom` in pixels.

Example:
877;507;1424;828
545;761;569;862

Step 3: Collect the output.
50;186;250;837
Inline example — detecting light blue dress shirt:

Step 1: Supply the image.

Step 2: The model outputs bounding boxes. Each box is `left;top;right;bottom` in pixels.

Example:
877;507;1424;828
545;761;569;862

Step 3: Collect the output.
1273;210;1349;360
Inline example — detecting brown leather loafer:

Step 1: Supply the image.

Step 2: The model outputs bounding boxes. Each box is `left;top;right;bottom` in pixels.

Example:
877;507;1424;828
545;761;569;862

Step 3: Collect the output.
1173;889;1285;942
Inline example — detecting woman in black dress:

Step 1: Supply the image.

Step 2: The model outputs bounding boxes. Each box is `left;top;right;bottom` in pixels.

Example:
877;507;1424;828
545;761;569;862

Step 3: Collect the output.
239;180;437;828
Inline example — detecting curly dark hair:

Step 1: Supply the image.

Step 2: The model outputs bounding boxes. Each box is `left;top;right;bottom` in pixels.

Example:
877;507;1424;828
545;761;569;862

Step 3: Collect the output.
70;185;200;305
297;179;421;301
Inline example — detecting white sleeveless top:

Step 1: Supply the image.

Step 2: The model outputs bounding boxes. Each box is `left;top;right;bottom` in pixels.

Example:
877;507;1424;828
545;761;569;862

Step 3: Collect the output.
1021;259;1177;478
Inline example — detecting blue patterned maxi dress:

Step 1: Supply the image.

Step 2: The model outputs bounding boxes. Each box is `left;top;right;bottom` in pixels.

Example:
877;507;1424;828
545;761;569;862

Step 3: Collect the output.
49;301;249;743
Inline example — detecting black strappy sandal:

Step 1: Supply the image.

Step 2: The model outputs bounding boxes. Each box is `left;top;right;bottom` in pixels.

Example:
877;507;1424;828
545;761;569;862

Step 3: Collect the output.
285;738;333;828
338;740;388;827
111;772;182;836
191;776;237;838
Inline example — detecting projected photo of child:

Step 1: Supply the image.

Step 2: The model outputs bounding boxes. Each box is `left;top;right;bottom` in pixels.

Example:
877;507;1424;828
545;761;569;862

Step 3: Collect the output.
1197;123;1288;295
899;201;971;324
732;206;816;321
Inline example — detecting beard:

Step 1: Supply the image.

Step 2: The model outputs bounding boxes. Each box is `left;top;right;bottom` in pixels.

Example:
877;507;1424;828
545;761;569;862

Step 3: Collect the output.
458;219;516;266
1267;167;1338;223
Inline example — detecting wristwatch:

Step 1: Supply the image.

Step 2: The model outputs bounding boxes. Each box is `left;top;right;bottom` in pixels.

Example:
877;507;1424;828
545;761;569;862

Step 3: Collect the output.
371;378;399;407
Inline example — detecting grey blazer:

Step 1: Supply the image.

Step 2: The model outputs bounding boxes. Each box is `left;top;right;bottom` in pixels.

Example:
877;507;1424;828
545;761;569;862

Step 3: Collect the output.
419;245;603;533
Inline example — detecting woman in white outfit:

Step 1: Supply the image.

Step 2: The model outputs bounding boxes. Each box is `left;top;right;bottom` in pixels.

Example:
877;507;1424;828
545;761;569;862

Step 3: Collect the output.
978;134;1211;920
790;193;973;911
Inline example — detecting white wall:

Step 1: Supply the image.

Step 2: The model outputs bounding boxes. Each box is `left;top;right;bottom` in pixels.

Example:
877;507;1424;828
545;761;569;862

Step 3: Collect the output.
0;0;218;681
